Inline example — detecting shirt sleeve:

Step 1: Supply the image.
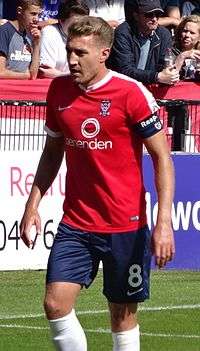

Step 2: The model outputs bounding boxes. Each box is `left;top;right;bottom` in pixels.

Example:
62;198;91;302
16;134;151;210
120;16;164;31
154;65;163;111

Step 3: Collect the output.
44;79;63;137
126;81;162;138
126;81;159;123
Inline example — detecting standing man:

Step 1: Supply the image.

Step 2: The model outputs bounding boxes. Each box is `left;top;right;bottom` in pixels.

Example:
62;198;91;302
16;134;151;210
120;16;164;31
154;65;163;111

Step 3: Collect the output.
109;0;180;85
0;0;42;79
20;16;175;351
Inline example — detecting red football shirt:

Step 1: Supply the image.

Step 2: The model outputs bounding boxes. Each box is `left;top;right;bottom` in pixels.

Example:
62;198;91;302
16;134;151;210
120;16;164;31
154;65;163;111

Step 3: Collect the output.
45;70;159;233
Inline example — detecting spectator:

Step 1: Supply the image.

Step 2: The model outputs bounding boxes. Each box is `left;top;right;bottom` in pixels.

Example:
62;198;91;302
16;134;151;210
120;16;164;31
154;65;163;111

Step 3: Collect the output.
0;0;42;80
108;0;180;85
181;1;200;17
84;0;125;28
173;14;200;79
39;0;89;78
158;0;181;28
2;0;59;26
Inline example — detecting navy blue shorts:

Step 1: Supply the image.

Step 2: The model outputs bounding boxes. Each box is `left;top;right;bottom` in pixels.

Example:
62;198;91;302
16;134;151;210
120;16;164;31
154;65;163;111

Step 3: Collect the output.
46;222;152;303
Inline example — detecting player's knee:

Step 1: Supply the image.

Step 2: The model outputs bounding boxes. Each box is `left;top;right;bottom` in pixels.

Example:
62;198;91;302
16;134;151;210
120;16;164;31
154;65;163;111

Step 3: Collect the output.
43;295;63;319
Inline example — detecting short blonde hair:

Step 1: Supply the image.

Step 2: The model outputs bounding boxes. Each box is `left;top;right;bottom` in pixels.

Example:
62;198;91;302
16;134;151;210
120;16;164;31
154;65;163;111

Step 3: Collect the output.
67;15;114;49
174;15;200;50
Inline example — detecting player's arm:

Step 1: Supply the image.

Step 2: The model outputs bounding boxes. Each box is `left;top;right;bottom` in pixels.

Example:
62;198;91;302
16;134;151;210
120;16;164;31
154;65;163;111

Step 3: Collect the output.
20;134;65;248
143;130;175;268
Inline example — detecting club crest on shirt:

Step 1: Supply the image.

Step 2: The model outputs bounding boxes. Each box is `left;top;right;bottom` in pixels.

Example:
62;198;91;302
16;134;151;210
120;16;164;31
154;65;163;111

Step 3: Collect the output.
100;99;111;117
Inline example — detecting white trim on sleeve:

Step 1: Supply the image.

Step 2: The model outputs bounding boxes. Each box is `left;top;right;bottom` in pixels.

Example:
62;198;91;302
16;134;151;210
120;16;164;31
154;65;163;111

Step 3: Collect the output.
44;125;63;138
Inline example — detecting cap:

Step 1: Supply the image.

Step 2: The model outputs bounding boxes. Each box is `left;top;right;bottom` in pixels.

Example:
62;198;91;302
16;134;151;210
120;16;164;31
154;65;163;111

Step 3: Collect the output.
126;0;164;13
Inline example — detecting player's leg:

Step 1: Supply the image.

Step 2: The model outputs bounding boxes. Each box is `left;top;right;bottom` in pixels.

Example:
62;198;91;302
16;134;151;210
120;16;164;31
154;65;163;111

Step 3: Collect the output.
44;282;86;351
108;302;140;351
101;225;152;351
44;222;99;351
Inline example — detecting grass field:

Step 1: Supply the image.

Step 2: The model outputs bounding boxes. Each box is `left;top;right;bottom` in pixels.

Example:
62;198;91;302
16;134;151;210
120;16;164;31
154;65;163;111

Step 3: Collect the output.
0;270;200;351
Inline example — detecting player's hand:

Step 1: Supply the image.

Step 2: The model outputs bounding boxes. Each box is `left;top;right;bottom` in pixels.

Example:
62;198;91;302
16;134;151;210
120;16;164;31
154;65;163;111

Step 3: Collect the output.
19;207;41;249
151;223;175;269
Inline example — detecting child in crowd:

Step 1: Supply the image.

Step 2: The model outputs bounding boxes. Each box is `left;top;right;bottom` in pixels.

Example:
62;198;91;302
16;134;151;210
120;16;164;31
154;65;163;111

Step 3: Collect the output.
0;0;42;79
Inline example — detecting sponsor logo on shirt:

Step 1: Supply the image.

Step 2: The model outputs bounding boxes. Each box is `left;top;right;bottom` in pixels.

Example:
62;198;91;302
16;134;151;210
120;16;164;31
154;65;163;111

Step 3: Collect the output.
81;118;100;138
65;118;113;150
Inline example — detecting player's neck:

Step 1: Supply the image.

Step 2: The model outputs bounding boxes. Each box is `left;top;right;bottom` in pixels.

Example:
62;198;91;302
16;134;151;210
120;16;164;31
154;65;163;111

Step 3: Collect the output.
83;67;109;89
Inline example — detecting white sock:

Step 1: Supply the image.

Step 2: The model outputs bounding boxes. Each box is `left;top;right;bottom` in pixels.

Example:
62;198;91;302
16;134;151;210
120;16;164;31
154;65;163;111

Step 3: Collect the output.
112;325;140;351
49;309;87;351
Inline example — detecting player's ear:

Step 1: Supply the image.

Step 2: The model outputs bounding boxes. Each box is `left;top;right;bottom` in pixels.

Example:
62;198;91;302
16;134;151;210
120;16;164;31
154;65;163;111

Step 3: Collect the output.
100;47;111;63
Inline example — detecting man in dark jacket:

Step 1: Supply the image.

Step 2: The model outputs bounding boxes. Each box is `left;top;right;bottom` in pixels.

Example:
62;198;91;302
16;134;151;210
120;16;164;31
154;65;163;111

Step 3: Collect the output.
108;0;180;85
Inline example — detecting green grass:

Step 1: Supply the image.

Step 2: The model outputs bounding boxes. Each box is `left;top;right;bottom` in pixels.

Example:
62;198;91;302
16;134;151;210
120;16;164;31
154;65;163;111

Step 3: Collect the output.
0;270;200;350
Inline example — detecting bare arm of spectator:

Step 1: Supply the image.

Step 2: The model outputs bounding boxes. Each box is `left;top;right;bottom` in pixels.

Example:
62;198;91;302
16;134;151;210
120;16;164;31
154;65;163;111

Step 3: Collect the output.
29;23;41;79
158;6;181;27
0;55;30;79
39;65;67;78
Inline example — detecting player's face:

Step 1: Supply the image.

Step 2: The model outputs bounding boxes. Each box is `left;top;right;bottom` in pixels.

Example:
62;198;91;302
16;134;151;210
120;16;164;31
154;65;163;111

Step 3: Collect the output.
67;35;109;87
18;5;41;31
180;22;200;51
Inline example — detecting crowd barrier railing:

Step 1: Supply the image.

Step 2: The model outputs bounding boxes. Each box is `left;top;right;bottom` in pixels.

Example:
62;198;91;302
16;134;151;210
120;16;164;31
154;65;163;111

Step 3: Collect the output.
0;100;46;151
0;99;200;153
157;99;200;153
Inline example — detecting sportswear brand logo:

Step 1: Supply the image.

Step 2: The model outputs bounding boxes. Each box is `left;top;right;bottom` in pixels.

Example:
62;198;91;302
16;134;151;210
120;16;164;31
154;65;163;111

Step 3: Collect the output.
58;105;72;111
127;287;143;296
130;215;139;221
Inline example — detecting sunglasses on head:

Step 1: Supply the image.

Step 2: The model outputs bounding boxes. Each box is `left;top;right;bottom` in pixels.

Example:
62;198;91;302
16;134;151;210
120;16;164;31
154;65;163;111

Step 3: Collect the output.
143;11;161;18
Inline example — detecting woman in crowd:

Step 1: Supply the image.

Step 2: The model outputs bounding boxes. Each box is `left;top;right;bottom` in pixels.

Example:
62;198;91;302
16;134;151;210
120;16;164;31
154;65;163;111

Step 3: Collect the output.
173;14;200;79
39;0;89;78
